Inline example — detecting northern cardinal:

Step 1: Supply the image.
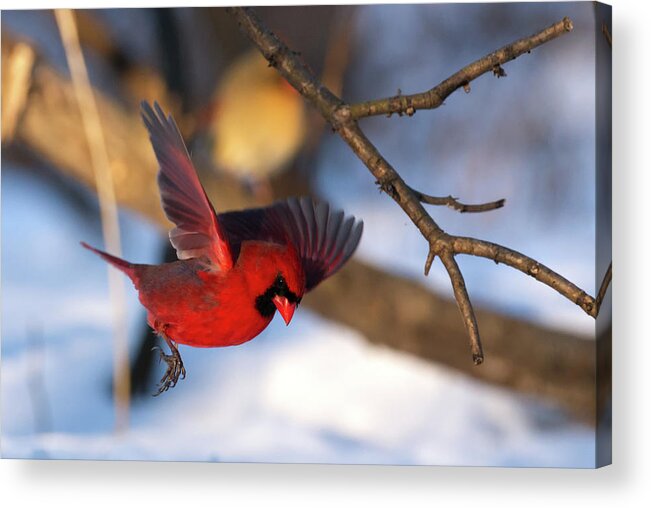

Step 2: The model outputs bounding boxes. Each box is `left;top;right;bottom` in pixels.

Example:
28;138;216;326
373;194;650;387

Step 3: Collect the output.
82;102;363;395
210;50;306;186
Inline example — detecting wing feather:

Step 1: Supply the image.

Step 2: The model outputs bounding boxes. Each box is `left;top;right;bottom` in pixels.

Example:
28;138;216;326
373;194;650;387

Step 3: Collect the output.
141;101;233;270
219;197;363;291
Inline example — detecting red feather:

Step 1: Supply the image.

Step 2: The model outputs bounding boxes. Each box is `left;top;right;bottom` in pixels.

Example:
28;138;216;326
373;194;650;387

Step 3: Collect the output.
141;101;233;271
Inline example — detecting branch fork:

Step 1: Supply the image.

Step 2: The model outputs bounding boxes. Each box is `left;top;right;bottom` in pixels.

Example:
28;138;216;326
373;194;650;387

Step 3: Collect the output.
228;7;610;365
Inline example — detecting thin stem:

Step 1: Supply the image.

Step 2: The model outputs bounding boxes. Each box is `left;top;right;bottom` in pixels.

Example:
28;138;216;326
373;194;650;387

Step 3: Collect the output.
55;8;130;431
439;251;484;364
450;236;597;317
350;17;573;119
410;186;506;213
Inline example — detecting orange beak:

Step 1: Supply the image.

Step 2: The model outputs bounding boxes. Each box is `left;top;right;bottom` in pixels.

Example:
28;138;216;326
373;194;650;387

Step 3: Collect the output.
272;295;296;325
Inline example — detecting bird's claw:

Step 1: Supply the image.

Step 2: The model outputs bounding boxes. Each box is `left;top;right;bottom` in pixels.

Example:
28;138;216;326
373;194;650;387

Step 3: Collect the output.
153;345;186;396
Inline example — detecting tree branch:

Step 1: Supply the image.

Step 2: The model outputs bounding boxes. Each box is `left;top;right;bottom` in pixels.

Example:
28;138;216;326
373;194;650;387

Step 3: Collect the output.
450;236;598;317
439;250;484;364
349;17;574;119
228;7;610;366
409;185;505;213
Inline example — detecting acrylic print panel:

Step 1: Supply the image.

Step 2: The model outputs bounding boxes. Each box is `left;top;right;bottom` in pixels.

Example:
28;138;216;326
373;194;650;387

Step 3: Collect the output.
1;3;611;467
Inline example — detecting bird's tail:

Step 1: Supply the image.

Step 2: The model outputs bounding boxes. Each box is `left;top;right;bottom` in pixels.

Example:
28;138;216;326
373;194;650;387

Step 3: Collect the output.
81;242;136;280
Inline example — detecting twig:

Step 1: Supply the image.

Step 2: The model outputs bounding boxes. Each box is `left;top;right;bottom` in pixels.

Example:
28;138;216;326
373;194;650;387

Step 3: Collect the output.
226;9;611;366
439;251;484;364
450;236;598;317
409;186;505;213
55;9;130;431
596;263;612;315
349;17;574;119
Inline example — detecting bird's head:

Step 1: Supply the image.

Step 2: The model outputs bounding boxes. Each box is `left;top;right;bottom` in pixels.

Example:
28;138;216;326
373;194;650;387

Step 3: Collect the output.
251;243;305;326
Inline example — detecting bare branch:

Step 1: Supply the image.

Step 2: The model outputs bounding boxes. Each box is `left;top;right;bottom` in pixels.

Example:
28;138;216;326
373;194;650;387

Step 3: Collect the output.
450;236;598;317
349;17;574;119
350;18;573;120
410;186;506;213
439;251;484;364
596;262;612;314
226;7;611;367
228;7;601;366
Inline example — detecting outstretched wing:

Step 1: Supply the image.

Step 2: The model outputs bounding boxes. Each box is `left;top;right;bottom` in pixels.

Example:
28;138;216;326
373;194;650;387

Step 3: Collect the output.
141;101;233;270
219;197;363;291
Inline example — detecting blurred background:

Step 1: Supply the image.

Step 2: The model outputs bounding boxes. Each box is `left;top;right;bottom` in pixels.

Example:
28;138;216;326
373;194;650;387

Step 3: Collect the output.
1;3;610;466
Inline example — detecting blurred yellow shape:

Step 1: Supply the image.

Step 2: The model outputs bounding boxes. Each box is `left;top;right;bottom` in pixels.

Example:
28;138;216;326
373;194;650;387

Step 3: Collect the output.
212;50;306;180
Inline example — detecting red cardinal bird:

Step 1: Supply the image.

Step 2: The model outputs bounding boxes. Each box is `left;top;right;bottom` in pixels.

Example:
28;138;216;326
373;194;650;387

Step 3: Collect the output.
82;102;363;395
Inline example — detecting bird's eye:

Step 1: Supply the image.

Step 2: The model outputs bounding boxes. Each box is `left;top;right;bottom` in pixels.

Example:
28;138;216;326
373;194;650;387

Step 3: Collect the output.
277;274;285;285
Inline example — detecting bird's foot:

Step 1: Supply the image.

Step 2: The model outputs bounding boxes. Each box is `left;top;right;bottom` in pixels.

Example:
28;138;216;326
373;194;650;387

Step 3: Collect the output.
152;342;186;396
